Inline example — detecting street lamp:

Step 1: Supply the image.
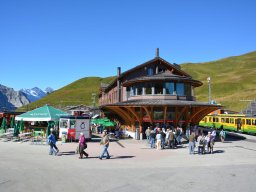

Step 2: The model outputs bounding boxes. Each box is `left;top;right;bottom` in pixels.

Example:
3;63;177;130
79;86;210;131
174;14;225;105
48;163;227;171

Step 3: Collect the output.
207;77;211;104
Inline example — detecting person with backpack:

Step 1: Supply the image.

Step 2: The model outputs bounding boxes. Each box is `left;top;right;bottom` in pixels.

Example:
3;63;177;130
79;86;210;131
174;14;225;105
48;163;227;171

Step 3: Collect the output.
197;134;205;154
47;128;59;155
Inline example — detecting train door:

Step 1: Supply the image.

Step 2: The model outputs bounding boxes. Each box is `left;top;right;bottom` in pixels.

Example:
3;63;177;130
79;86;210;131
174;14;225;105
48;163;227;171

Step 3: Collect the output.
236;118;242;132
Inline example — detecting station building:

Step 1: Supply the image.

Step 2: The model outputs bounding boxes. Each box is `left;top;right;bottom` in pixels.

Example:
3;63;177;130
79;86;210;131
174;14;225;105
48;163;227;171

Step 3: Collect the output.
99;49;221;138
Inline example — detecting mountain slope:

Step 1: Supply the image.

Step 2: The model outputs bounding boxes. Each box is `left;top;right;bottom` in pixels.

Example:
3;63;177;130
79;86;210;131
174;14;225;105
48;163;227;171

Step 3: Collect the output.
181;51;256;112
18;76;115;111
0;85;30;110
20;87;47;102
20;51;256;112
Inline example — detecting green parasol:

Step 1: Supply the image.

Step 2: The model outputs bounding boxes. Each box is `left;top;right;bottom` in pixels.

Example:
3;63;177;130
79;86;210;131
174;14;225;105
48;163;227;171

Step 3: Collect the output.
103;121;116;127
46;121;55;137
1;117;8;131
19;119;24;133
13;121;19;136
10;116;15;128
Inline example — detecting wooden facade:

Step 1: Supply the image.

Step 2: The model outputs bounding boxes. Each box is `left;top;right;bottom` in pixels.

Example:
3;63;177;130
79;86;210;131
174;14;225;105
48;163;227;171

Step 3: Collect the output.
99;49;221;138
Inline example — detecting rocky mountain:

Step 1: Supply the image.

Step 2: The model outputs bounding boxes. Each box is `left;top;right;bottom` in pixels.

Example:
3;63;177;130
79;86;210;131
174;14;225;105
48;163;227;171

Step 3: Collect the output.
0;84;30;111
0;85;54;111
20;87;47;102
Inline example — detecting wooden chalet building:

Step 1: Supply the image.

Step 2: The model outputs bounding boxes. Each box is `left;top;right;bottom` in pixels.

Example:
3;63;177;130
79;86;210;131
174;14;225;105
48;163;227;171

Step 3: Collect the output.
99;49;221;138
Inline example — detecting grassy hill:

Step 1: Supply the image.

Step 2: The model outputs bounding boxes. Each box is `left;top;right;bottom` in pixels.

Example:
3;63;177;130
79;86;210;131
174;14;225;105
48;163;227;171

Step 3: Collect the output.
181;51;256;112
18;76;115;111
19;51;256;112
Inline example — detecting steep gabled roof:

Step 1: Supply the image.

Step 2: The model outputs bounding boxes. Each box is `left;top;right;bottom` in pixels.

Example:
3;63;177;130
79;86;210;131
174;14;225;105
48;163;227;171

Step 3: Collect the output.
103;56;191;92
119;56;191;79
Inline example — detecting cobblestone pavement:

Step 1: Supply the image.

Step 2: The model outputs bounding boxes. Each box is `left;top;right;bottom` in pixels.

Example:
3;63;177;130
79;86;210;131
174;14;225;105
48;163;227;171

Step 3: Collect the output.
0;133;256;192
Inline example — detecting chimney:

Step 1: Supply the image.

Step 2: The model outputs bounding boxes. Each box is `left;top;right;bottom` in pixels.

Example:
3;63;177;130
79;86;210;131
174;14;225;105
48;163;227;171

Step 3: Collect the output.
117;67;121;102
117;67;121;77
156;48;159;57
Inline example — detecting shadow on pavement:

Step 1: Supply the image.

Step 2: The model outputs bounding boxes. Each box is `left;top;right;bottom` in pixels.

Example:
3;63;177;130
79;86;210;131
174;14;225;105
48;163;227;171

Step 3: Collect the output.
109;155;135;159
59;151;76;156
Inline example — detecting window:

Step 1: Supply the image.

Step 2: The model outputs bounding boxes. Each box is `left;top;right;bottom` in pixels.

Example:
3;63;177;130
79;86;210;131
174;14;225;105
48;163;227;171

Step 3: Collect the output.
153;108;164;120
145;83;152;94
136;83;143;95
166;107;175;120
246;119;251;125
60;120;68;129
165;82;174;94
176;83;184;96
147;67;154;76
184;83;191;96
129;87;135;96
155;82;163;94
70;120;76;128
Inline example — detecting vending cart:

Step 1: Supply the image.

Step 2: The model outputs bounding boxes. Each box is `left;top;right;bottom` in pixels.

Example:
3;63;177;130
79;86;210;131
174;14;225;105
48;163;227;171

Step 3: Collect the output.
59;116;91;141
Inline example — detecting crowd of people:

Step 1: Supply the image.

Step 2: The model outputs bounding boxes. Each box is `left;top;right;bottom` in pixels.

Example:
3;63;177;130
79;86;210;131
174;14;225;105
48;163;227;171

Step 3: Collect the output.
145;125;184;150
145;125;227;155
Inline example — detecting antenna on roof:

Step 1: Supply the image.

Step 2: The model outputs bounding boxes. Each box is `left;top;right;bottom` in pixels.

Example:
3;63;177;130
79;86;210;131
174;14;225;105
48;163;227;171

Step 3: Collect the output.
156;48;159;57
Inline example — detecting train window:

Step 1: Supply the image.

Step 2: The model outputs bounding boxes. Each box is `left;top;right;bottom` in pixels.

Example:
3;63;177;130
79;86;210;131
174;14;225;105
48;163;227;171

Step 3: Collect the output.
225;118;229;123
230;118;234;124
70;120;76;128
216;118;219;122
209;117;212;122
242;119;245;125
252;119;256;125
221;118;225;123
246;119;251;125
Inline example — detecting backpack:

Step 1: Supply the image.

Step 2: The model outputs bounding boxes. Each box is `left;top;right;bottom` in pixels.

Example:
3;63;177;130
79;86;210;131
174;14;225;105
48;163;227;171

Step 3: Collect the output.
199;138;204;145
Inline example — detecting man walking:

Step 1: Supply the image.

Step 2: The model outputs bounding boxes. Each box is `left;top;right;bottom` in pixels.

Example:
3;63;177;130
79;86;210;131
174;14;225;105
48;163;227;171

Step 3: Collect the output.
47;128;59;155
99;130;110;160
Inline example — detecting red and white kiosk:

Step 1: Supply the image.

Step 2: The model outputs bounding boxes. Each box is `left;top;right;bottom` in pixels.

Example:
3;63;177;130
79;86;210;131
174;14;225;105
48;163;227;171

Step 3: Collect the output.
59;116;91;141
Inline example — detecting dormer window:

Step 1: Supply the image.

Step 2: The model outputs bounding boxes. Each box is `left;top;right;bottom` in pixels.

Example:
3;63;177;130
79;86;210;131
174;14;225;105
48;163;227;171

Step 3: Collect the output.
147;67;154;76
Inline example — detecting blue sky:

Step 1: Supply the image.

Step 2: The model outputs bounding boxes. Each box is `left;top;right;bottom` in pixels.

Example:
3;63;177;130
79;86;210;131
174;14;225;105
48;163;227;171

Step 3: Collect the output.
0;0;255;91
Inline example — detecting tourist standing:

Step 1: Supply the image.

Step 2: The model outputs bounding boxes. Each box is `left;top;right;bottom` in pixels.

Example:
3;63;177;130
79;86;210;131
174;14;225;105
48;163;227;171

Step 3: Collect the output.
78;132;88;159
161;128;166;149
145;127;151;143
188;132;196;154
197;134;205;154
99;130;110;160
168;130;175;149
48;128;59;155
149;130;155;148
205;132;211;153
220;129;226;143
156;128;162;150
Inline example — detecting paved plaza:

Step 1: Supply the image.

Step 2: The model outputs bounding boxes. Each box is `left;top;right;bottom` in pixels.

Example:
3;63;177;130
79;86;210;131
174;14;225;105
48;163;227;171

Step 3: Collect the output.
0;133;256;192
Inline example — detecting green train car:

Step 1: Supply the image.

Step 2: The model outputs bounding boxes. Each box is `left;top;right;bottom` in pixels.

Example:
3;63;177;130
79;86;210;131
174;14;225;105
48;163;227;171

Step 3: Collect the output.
199;114;256;134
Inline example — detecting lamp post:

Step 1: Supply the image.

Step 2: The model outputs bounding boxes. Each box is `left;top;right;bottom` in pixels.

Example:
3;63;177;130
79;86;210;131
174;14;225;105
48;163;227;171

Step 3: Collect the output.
207;77;211;104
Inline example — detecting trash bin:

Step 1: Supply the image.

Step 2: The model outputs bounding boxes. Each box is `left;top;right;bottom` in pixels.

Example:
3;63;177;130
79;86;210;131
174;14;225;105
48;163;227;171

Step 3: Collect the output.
135;128;140;140
61;132;67;143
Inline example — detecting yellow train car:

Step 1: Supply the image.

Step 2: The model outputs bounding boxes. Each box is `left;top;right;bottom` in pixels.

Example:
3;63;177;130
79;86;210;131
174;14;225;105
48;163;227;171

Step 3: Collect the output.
199;114;256;134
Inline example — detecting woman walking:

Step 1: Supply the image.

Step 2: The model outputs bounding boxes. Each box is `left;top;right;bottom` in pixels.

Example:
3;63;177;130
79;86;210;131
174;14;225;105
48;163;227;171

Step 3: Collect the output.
78;132;88;159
